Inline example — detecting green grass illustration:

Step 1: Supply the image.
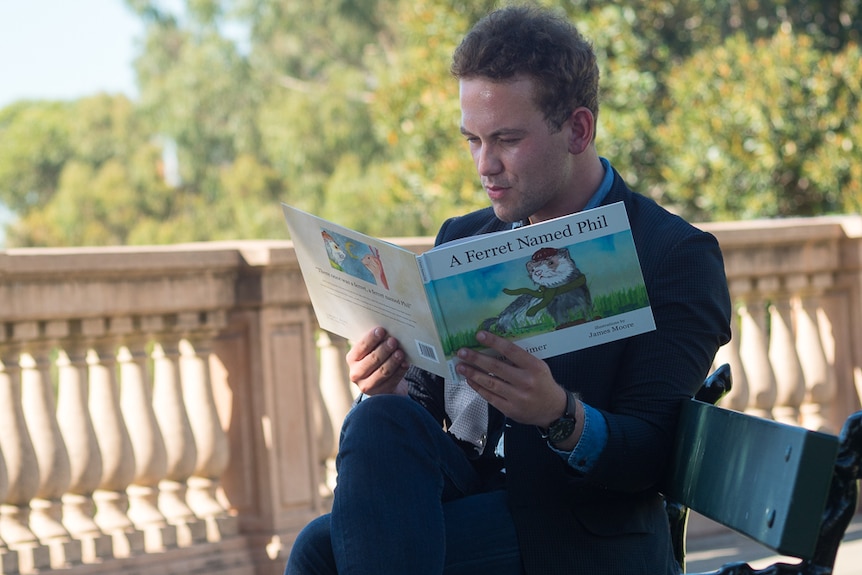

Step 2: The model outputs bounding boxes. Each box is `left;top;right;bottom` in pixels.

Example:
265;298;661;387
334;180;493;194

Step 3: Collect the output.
440;284;649;356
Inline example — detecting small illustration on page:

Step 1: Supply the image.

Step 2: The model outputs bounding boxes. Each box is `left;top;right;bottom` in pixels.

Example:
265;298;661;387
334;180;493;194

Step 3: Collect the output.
361;246;389;289
321;229;390;290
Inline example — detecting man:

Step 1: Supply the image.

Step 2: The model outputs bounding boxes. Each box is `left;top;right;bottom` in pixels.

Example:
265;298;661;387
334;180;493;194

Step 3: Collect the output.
286;5;731;575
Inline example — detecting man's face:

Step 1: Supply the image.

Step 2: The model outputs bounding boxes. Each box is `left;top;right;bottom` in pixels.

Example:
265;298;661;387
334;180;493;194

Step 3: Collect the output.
459;75;575;224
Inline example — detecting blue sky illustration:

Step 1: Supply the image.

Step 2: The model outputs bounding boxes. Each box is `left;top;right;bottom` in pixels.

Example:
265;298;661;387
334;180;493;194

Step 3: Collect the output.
323;229;377;284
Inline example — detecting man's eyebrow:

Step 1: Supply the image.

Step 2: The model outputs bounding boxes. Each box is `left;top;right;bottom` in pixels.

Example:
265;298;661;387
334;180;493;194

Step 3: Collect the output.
459;126;527;138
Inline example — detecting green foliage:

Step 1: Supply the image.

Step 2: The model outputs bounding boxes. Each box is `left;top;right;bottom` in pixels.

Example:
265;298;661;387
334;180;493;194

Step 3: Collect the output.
360;0;496;235
1;0;861;247
0;102;74;213
656;31;861;220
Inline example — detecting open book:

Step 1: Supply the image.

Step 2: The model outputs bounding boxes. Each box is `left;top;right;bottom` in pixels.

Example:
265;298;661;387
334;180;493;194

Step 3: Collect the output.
282;201;655;381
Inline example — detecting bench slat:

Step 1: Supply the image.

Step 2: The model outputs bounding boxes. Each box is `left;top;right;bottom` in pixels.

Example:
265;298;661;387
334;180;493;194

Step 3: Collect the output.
664;400;840;559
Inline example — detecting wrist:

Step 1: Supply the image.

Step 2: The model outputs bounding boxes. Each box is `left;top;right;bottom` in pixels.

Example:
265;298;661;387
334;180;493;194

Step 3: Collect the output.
551;396;583;451
538;388;579;445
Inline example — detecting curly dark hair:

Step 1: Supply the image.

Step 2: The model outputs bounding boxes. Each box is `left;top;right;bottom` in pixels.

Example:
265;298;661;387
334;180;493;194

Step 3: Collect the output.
451;5;600;132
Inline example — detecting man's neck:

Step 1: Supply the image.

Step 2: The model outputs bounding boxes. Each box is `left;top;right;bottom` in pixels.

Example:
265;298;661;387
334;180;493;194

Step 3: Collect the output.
528;150;606;225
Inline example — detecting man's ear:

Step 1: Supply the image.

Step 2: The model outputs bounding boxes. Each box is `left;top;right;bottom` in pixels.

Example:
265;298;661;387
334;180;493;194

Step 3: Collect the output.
566;107;595;155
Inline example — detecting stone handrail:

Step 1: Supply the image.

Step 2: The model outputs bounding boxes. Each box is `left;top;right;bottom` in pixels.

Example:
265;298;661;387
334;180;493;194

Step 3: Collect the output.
0;216;860;575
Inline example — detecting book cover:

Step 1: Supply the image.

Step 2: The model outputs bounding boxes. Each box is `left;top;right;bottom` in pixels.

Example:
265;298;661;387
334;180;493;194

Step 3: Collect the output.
282;202;655;382
418;201;654;372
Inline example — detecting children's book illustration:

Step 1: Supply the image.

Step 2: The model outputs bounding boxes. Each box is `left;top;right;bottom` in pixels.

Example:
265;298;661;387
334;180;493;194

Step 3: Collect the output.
322;229;389;290
480;246;595;334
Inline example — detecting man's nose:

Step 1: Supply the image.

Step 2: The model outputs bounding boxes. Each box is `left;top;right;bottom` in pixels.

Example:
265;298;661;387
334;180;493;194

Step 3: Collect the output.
476;146;503;176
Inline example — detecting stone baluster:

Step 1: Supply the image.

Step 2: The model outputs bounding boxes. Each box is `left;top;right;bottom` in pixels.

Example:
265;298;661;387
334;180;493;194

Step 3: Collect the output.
796;276;837;431
737;292;777;419
0;342;50;574
712;294;749;412
19;322;83;569
118;329;177;552
0;434;20;575
180;322;237;542
88;335;145;558
768;296;806;425
152;334;206;546
317;331;352;492
55;338;113;563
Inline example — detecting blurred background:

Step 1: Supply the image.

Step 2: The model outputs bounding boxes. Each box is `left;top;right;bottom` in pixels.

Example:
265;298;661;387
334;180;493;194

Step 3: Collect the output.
0;0;860;249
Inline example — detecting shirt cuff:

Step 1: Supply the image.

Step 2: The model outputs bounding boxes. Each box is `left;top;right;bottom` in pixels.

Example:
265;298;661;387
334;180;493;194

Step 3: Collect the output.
549;403;608;473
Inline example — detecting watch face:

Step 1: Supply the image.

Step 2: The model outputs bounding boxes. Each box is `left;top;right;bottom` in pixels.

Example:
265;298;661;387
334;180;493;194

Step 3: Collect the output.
548;417;576;443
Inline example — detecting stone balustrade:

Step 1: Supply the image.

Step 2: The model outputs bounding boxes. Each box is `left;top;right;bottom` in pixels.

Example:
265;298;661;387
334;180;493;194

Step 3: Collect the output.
0;215;860;575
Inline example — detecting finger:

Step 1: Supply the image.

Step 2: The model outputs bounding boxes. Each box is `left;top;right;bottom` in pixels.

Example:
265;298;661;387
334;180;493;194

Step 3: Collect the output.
456;345;519;384
356;356;409;396
457;360;511;399
346;327;388;363
475;330;535;366
374;347;408;380
349;340;400;383
463;371;513;408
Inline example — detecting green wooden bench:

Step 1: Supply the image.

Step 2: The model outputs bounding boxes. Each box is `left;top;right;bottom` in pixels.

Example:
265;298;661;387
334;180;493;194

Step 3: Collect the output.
664;364;862;574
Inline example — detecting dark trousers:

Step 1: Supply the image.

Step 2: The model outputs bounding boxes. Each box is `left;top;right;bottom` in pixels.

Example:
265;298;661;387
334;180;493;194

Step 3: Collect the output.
284;395;524;575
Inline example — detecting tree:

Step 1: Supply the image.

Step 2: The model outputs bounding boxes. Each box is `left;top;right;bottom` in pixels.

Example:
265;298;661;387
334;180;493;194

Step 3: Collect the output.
656;31;862;220
2;0;861;247
0;101;74;214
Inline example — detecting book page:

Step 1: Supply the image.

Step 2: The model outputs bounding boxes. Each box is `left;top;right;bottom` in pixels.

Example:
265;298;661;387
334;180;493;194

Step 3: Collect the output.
282;204;448;378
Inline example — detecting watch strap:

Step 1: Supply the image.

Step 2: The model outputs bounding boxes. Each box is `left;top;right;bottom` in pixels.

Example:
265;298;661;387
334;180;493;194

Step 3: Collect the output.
538;389;577;440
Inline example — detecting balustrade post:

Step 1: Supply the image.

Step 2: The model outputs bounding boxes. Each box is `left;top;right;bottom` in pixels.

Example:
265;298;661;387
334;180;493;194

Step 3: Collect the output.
19;324;83;569
180;319;238;542
0;441;18;575
796;279;837;432
55;339;113;563
118;329;178;552
0;341;50;574
317;331;352;492
768;297;806;425
0;350;21;575
88;335;145;558
737;294;777;419
152;335;207;546
712;296;749;412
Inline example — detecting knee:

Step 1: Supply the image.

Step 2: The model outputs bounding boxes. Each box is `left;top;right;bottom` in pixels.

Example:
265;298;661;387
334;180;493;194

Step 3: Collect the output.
343;394;431;434
285;515;335;575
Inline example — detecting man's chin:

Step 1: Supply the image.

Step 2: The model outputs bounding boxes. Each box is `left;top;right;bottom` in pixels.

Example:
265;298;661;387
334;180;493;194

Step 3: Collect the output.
490;203;525;224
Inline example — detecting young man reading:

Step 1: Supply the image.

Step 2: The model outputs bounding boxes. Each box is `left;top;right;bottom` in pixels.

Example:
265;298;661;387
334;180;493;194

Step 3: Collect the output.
286;6;732;574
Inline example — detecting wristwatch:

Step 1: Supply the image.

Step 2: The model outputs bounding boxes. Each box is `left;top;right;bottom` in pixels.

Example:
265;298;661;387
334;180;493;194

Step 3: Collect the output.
540;389;578;444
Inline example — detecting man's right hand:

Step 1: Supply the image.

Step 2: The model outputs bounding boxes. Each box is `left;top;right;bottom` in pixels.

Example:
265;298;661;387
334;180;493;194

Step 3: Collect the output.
346;327;410;396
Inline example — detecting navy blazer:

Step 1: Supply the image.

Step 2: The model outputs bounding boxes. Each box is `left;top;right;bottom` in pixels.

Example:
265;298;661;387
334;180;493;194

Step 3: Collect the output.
407;167;732;574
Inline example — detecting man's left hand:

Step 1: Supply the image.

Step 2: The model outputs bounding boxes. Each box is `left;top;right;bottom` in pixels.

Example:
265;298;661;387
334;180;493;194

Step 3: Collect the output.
455;330;567;428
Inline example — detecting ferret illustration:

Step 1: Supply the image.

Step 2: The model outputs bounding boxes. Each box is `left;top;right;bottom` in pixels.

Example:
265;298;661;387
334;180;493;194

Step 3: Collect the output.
481;247;595;333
